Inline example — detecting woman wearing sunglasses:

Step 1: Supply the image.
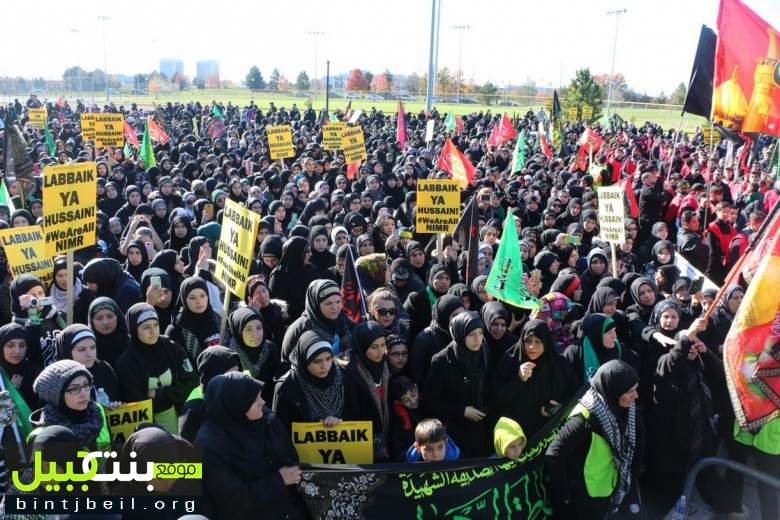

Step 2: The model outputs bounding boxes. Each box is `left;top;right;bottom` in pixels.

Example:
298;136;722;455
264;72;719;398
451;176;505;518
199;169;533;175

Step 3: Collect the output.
368;289;409;342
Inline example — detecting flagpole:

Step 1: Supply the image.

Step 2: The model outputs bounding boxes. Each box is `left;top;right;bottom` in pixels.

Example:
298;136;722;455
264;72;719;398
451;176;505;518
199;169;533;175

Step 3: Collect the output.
348;246;368;319
665;113;686;183
66;252;74;325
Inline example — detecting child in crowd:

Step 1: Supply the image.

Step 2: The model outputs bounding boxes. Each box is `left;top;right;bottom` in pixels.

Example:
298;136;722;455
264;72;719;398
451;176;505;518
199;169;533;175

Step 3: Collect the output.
388;376;420;461
406;418;460;462
493;417;527;460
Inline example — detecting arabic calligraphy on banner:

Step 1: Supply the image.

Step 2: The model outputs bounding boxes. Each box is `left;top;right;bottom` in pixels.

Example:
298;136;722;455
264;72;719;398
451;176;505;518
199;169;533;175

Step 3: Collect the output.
296;394;580;519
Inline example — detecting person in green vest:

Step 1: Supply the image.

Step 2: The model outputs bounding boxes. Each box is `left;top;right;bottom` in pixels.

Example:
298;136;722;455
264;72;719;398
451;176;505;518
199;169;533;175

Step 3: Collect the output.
178;345;240;443
29;360;111;452
727;416;780;519
545;359;643;519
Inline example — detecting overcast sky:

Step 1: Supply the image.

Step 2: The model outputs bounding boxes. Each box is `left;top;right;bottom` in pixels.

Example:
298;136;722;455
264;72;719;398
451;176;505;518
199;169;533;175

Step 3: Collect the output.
3;0;779;95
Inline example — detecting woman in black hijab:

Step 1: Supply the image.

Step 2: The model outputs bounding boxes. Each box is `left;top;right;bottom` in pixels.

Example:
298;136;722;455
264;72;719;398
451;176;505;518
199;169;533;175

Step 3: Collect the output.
410;294;464;384
139;268;175;330
166;277;223;363
546;360;643;519
115;303;197;434
256;234;284;281
149;249;186;303
625;277;661;343
494;320;573;437
273;330;346;429
11;273;66;368
56;323;119;405
268;236;320;321
87;297;129;369
123;239;150;284
98;181;124;218
228;307;280;402
425;311;492;457
534;251;560;295
165;214;194;253
197;372;304;520
0;322;41;410
81;257;142;315
344;321;391;461
308;224;335;274
480;301;517;364
699;284;744;355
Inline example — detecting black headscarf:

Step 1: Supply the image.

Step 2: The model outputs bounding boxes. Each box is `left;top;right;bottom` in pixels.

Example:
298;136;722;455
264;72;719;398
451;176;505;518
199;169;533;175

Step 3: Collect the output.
124;239;150;283
173;277;219;347
167;215;195;253
56;324;96;360
88;297;128;368
590;359;639;415
0;322;30;377
196;346;240;387
277;236;309;272
582;313;621;365
350;320;387;383
585;287;621;317
629;277;659;314
303;279;342;330
228;307;266;364
449;311;488;377
81;258;123;299
10;274;47;318
432;294;463;333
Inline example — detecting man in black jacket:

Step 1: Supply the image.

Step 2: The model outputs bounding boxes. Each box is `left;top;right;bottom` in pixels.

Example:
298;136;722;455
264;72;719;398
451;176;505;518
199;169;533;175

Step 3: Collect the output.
637;164;667;242
677;209;710;273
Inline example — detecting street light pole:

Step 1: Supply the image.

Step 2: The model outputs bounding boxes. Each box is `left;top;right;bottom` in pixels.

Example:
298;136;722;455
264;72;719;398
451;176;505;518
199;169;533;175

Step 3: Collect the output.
605;9;626;121
98;15;110;102
425;0;437;113
453;25;469;103
305;31;325;102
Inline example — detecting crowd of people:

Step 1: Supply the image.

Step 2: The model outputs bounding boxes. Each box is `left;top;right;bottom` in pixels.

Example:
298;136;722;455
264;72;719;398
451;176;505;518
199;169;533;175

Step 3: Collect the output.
0;93;777;519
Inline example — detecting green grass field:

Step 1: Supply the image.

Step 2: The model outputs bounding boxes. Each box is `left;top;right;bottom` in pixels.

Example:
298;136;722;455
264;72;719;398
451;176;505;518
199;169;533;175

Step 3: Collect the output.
77;88;710;134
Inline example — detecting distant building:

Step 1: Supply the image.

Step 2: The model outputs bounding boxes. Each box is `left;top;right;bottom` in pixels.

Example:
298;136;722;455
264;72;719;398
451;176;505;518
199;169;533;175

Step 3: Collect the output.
196;60;220;87
159;59;184;80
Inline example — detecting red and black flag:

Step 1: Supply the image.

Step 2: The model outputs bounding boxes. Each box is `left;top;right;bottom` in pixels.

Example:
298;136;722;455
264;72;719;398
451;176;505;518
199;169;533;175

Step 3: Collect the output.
341;245;367;324
452;195;480;286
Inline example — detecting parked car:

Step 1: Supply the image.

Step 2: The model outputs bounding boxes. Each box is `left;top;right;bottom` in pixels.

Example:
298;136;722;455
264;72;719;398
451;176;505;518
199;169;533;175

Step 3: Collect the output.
366;94;384;101
345;92;360;99
398;94;415;101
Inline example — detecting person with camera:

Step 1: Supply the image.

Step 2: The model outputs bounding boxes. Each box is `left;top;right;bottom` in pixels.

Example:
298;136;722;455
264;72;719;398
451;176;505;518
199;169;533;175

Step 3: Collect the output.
10;274;66;368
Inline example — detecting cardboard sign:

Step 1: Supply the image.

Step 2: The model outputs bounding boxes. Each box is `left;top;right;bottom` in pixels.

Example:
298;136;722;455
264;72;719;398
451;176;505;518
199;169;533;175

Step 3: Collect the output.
106;400;153;443
341;125;368;163
267;124;295;160
567;107;579;121
415;179;461;233
0;226;53;287
42;162;97;258
80;113;96;141
596;186;626;245
701;125;715;143
93;113;124;148
292;421;373;464
425;119;435;143
215;199;261;297
544;98;554;112
28;107;47;129
322;122;345;151
582;105;593;120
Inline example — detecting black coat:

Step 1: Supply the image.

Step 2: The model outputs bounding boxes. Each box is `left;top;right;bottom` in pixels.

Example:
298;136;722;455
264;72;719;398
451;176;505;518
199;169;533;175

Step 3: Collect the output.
410;325;450;385
677;228;710;273
424;345;493;457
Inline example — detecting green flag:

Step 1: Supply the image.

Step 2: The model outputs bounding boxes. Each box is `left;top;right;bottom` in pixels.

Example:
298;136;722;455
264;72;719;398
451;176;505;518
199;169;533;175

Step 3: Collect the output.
511;131;526;173
123;140;133;158
0;179;16;212
485;212;541;310
44;122;56;157
139;122;156;168
212;104;224;120
444;111;456;131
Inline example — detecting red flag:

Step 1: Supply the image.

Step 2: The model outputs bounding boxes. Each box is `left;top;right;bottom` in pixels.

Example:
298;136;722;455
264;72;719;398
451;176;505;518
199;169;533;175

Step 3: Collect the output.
712;0;780;136
577;127;604;152
616;176;639;218
146;115;170;144
538;125;553;161
123;121;140;149
486;113;518;148
341;246;367;324
204;118;226;139
346;160;361;180
723;205;780;429
435;139;476;189
397;102;407;149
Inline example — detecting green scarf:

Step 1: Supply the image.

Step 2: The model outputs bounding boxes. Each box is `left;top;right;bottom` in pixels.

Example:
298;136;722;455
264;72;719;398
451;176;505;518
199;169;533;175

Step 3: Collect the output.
0;366;33;439
425;285;439;313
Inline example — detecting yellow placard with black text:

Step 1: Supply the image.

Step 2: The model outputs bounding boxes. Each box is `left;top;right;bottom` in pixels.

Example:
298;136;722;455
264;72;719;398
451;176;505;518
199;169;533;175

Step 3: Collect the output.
215;199;260;297
582;105;593;121
544;98;554;112
106;400;153;444
415;179;461;233
28;107;47;129
0;226;54;288
341;125;368;163
567;107;579;121
80;113;96;141
42;162;97;258
323;122;345;151
292;421;373;464
267;125;295;160
93;113;124;148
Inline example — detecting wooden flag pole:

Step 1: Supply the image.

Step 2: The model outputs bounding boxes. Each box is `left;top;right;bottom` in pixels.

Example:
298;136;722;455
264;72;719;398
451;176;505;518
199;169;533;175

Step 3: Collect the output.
219;292;230;345
66;251;74;325
610;242;618;278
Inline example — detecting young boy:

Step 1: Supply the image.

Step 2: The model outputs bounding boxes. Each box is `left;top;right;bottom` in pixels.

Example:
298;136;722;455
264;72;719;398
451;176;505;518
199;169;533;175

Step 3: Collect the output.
406;418;460;462
388;376;421;462
493;417;527;459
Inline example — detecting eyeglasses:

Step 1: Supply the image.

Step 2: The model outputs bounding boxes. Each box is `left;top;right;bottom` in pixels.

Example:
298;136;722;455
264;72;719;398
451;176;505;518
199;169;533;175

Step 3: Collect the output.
64;382;93;396
375;308;396;317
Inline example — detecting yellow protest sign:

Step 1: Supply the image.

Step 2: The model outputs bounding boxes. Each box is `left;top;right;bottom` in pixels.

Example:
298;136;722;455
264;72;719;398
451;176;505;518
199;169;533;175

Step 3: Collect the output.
292;421;373;464
415;180;461;233
80;113;96;141
597;186;626;245
544;98;554;112
106;400;153;443
0;226;54;288
28;107;47;129
567;107;579;121
93;113;124;148
42;162;97;258
341;125;368;163
267;124;295;160
215;199;261;297
323;122;345;151
582;105;593;120
701;125;715;143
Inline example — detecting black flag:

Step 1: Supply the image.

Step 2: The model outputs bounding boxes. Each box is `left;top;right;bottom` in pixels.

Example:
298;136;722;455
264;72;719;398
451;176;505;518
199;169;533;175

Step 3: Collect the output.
682;25;717;118
341;245;367;324
452;195;479;286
